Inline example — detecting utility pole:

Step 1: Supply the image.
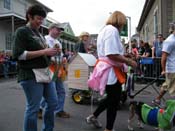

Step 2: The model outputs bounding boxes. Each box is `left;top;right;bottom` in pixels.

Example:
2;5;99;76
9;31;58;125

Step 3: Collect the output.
126;16;131;53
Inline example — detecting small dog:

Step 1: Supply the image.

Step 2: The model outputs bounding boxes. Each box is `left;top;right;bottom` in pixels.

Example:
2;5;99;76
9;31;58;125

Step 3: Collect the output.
128;100;175;131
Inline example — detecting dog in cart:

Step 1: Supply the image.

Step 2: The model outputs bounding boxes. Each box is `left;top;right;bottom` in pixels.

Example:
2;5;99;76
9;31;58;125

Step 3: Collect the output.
128;100;175;131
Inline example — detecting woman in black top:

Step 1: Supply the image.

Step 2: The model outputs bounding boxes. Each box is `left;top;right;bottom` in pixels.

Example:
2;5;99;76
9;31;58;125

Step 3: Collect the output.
142;42;152;57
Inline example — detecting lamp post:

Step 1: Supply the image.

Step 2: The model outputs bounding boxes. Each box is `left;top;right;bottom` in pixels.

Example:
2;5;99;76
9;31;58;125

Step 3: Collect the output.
126;16;132;53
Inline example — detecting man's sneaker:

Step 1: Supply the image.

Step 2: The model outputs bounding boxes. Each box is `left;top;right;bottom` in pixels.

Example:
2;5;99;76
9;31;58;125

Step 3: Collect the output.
86;115;102;128
56;111;70;118
152;99;161;106
38;109;43;119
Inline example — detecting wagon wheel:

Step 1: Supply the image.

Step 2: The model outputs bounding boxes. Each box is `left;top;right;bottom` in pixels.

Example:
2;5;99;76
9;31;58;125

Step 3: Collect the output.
72;91;84;104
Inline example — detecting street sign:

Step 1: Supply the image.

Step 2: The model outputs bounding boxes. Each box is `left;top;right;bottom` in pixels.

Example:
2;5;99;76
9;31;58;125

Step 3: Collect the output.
120;19;128;37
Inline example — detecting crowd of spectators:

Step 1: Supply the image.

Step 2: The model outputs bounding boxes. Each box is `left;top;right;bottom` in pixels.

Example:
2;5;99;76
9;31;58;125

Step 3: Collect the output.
127;34;164;59
62;49;75;63
0;50;16;78
123;34;164;80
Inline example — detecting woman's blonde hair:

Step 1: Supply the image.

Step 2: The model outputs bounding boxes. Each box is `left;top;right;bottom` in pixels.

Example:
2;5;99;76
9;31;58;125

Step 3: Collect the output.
106;11;126;31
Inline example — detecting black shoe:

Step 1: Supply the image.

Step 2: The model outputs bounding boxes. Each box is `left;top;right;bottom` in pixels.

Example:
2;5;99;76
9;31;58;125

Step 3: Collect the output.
56;111;70;118
38;109;42;119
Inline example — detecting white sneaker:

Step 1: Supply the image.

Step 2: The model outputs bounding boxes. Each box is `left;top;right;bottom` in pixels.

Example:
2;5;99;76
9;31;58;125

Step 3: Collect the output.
86;114;102;128
138;121;144;129
128;119;134;131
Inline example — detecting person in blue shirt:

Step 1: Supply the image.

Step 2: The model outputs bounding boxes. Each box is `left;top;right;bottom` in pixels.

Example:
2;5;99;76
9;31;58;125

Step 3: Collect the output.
152;34;164;58
152;34;164;87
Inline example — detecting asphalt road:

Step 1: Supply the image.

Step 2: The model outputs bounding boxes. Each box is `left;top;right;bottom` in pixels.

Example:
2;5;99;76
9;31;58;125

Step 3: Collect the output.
0;78;174;131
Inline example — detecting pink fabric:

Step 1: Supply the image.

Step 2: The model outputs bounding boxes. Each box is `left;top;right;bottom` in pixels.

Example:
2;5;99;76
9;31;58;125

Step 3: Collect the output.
87;60;112;95
88;57;128;95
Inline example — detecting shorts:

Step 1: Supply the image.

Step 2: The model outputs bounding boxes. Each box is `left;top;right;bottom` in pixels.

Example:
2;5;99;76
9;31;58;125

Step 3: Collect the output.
161;73;175;96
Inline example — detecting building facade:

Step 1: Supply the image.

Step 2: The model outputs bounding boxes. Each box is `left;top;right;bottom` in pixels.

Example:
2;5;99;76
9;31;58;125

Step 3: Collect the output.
0;0;78;52
0;0;54;50
137;0;175;45
59;22;78;52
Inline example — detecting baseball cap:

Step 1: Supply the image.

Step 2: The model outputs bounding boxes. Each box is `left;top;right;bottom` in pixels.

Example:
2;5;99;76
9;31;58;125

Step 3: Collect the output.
48;23;64;31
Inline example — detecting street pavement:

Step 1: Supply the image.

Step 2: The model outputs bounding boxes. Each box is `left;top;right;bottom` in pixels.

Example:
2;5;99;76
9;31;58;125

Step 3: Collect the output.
0;78;174;131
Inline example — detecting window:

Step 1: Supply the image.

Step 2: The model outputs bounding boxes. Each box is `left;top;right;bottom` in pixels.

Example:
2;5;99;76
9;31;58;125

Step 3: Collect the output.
5;33;13;50
153;7;158;39
4;0;11;10
144;24;149;42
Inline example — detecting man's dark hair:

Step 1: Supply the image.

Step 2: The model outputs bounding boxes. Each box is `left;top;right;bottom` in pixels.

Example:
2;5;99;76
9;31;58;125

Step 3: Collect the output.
26;5;47;23
157;34;163;38
169;22;175;34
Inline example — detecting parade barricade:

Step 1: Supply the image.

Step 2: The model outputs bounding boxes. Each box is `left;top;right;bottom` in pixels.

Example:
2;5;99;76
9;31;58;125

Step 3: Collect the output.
129;57;166;100
135;57;164;81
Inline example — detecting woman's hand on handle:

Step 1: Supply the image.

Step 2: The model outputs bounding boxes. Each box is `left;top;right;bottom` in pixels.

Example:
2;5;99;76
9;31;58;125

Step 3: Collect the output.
126;58;137;68
130;60;137;68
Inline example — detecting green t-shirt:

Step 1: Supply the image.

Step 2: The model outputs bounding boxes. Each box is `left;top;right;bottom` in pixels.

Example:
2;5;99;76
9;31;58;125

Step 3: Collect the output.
12;26;50;82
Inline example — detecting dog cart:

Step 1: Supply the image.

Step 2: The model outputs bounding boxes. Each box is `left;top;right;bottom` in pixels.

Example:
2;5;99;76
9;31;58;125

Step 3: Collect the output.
67;53;101;104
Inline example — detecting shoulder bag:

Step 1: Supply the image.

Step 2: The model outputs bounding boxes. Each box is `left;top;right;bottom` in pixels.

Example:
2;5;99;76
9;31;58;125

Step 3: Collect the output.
32;67;53;83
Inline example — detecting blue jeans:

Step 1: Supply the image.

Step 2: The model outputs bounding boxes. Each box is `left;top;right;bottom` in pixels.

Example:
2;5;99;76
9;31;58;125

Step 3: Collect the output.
20;79;58;131
40;80;65;113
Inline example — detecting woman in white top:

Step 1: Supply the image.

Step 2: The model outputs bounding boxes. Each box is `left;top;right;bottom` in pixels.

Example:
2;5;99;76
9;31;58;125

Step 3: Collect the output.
86;11;137;131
